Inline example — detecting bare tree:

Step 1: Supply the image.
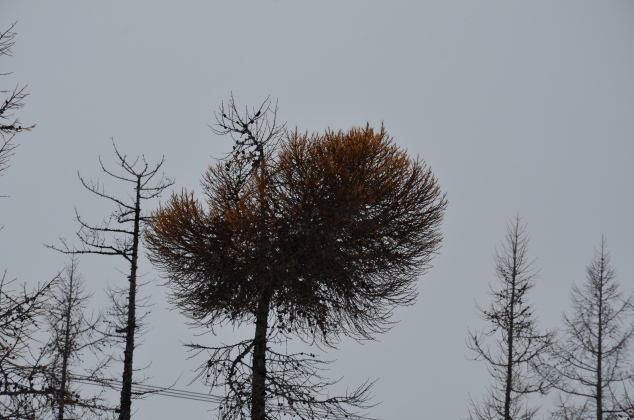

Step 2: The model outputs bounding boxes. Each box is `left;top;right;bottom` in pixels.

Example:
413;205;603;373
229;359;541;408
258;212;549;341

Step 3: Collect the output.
48;142;173;420
145;96;448;420
534;237;634;420
42;256;113;420
0;271;57;419
467;216;555;420
0;22;34;183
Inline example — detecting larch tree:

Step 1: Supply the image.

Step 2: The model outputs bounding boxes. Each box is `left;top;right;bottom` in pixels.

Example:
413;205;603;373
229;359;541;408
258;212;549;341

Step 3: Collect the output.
534;237;634;420
467;216;555;420
144;97;447;420
42;256;113;420
48;143;173;420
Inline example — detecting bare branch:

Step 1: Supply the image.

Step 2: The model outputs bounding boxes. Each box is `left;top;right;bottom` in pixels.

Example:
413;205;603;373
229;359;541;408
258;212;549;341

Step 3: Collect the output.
0;270;59;418
0;22;35;198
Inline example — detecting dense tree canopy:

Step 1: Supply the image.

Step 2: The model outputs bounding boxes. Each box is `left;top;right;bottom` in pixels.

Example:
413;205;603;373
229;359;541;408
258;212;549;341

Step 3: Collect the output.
146;124;446;343
145;116;447;419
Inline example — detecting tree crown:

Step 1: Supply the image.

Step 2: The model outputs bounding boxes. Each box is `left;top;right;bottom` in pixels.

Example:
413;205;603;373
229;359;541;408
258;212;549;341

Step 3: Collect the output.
145;124;447;345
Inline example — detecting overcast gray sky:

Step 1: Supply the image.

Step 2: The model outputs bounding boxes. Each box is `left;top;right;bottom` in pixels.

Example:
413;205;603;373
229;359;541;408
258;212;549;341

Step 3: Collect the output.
1;1;634;418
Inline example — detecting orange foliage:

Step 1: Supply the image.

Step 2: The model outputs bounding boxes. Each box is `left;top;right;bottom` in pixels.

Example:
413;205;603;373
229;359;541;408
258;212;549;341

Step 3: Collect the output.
145;124;447;344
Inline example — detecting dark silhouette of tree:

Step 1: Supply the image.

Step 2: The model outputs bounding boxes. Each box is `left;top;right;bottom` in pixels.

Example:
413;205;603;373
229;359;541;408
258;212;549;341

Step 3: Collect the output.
534;237;634;420
145;97;447;420
0;271;57;419
467;216;555;420
0;22;34;184
42;256;113;420
48;142;173;420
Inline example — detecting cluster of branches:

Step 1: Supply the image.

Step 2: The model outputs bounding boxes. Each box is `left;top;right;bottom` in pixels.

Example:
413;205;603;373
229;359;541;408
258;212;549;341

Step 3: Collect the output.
467;218;634;420
145;96;447;420
0;271;55;419
0;22;34;184
188;329;374;420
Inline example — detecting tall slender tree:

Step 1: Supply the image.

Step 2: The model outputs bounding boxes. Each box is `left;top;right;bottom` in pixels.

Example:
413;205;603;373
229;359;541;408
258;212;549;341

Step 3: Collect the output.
145;97;447;420
49;142;173;420
534;237;634;420
467;216;555;420
42;256;112;420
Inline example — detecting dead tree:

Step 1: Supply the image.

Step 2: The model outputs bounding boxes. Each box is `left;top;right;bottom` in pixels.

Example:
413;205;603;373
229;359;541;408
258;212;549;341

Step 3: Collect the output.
0;271;57;419
42;256;113;420
145;96;448;420
467;216;555;420
48;142;173;420
534;237;634;420
0;22;34;183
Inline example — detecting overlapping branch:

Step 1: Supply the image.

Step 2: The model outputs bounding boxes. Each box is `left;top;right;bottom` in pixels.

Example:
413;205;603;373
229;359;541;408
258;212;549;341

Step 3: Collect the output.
0;22;34;182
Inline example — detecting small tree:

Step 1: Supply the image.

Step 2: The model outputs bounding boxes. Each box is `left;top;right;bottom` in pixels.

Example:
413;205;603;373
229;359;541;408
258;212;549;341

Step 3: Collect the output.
534;237;634;420
49;142;173;420
42;256;113;420
467;216;555;420
145;97;447;420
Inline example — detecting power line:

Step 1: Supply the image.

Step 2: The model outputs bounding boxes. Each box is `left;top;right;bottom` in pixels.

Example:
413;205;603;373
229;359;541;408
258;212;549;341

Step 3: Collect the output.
73;375;375;420
71;375;223;403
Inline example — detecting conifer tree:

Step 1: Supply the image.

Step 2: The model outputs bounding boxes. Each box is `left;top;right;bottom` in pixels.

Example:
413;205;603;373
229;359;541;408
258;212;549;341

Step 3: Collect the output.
145;97;447;420
43;256;112;420
535;237;634;420
467;216;555;420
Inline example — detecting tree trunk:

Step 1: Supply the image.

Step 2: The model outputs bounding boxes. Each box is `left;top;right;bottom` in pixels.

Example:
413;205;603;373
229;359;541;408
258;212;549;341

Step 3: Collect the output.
118;178;141;420
504;255;517;420
251;294;271;420
57;271;74;420
596;259;604;420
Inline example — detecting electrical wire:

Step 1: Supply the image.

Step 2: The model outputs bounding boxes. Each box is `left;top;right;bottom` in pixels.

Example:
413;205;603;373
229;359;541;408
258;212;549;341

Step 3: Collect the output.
72;375;375;420
71;375;223;403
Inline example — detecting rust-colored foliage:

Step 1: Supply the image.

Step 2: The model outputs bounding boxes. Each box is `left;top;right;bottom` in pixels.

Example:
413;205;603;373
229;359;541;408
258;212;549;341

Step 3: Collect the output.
146;119;446;419
146;124;446;343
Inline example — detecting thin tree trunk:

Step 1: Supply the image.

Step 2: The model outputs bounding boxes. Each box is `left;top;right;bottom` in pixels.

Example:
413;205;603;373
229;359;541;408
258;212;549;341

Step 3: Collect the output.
504;246;518;420
57;271;74;420
251;294;271;420
118;178;141;420
596;257;604;420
